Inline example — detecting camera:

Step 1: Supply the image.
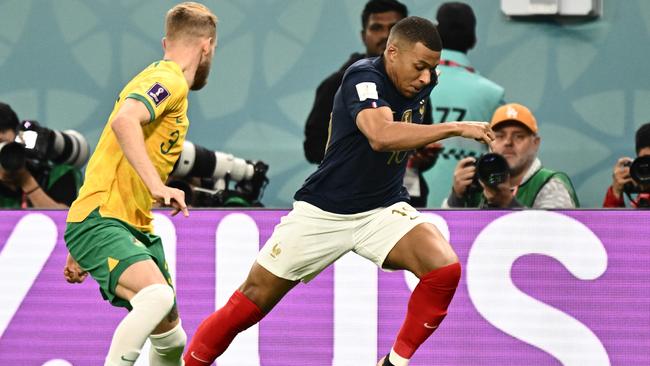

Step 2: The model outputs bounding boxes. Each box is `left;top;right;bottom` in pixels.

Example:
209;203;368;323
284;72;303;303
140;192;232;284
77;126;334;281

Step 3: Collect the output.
623;155;650;194
169;141;269;207
0;141;26;172
0;120;90;171
465;153;510;195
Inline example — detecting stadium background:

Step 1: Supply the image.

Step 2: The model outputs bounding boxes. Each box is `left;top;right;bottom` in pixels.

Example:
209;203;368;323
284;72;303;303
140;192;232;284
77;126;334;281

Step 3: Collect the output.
0;0;649;207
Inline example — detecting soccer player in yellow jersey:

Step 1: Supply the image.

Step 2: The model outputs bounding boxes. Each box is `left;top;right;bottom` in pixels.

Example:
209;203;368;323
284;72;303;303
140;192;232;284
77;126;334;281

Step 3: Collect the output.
62;3;217;365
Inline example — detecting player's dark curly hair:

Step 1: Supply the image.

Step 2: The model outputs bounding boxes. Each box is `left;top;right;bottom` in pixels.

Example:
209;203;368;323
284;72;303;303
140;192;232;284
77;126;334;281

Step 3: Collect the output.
361;0;408;30
388;16;442;52
636;122;650;154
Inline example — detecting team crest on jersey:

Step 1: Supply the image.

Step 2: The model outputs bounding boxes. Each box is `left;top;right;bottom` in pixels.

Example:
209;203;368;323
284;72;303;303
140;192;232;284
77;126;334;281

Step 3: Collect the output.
147;82;170;106
401;109;413;123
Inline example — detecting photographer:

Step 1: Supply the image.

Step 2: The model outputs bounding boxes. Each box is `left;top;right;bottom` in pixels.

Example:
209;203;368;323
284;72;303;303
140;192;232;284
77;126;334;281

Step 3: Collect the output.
443;103;579;208
425;1;506;207
603;122;650;208
0;102;82;208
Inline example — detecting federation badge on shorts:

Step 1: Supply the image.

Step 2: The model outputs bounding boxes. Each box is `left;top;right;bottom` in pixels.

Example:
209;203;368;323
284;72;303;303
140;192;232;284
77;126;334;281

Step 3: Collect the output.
269;242;282;259
146;82;170;106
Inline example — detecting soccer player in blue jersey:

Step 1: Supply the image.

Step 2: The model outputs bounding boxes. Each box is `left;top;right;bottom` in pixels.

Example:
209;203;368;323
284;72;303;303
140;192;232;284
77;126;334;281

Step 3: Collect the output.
184;16;494;366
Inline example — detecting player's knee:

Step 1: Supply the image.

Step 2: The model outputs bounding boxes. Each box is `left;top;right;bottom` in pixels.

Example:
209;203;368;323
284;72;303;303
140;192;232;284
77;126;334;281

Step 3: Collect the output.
421;223;458;266
131;284;175;316
150;323;187;361
438;246;459;267
434;238;459;268
422;261;461;290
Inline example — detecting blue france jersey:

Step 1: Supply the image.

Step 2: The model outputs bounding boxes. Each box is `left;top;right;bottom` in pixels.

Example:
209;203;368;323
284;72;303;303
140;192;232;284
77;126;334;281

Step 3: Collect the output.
294;57;435;214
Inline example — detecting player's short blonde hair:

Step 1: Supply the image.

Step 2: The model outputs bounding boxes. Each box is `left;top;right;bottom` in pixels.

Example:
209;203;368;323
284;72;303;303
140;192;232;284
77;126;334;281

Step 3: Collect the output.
165;2;218;43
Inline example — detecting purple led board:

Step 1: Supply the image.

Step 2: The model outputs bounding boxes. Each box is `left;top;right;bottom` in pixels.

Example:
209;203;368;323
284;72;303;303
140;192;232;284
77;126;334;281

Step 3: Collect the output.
0;210;647;365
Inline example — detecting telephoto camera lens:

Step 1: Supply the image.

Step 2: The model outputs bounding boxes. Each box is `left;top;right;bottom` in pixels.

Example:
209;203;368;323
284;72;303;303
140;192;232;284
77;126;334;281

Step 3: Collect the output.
624;155;650;194
0;141;26;171
49;129;90;168
629;156;650;185
17;120;90;169
476;153;510;188
170;141;270;207
171;141;255;181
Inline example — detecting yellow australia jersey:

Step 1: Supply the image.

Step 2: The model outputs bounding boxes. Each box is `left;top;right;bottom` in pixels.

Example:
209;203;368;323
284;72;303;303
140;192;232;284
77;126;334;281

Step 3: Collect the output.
67;60;189;232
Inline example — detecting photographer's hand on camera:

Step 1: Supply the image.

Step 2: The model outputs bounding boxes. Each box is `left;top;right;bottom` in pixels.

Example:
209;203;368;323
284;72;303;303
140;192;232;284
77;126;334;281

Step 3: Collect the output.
611;157;634;199
452;157;476;199
0;166;29;188
481;180;516;208
0;166;68;208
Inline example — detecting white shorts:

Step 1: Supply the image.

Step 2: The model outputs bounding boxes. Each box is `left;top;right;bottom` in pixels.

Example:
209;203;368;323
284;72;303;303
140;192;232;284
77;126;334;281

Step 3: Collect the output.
256;201;426;283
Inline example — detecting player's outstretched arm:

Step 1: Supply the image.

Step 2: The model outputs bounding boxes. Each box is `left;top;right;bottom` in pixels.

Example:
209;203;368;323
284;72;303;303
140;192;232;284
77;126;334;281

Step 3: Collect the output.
111;99;189;217
356;107;494;151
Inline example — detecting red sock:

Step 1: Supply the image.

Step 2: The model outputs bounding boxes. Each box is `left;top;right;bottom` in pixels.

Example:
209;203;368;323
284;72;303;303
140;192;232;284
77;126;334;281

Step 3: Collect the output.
183;290;264;366
392;262;461;359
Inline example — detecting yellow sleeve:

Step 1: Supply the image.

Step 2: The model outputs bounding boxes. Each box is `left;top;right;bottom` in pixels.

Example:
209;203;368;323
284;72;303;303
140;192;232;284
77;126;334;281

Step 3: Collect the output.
124;68;187;123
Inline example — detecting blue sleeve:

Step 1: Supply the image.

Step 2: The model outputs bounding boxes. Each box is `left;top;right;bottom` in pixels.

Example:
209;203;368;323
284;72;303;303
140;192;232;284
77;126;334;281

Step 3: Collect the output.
341;70;391;122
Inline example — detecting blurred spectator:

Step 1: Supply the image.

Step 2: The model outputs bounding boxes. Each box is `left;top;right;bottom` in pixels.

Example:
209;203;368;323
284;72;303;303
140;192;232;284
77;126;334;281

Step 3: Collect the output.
443;103;579;208
0;102;81;208
424;2;505;206
603;122;650;208
303;0;407;164
302;0;438;207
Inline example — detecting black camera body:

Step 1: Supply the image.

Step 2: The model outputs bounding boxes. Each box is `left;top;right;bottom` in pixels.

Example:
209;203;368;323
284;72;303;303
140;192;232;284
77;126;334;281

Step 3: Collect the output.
465;153;510;195
623;156;650;194
0;120;89;172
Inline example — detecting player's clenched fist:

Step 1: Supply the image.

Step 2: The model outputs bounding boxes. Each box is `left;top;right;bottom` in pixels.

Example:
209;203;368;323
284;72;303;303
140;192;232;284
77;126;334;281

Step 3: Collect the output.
63;253;88;284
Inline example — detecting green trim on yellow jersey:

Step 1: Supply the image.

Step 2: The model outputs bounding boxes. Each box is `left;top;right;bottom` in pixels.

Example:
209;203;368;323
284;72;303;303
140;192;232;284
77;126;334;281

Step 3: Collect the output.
126;93;155;123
